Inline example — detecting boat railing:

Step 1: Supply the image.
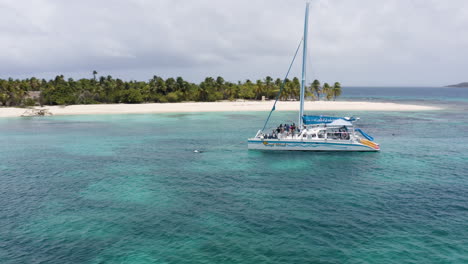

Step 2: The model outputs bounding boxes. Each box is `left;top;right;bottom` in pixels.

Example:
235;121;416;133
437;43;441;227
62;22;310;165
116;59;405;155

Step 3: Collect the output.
256;128;361;140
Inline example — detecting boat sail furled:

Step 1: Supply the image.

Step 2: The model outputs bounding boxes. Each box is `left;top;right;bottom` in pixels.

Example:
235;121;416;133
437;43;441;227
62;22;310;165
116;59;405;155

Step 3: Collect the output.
247;3;380;152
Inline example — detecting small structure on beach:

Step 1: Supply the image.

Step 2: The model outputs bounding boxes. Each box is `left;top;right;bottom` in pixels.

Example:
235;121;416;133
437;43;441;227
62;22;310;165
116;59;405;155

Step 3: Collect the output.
21;108;52;117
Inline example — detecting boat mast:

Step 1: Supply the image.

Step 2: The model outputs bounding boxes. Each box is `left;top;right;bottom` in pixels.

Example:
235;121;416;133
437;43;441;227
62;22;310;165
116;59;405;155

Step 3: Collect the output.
298;2;310;128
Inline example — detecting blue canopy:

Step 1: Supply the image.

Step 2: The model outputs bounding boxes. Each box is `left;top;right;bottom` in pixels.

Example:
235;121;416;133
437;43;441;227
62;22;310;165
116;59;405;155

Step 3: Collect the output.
302;115;356;125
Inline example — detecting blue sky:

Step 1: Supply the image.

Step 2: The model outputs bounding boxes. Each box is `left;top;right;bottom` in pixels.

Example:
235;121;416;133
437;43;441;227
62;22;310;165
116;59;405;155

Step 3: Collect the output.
1;0;467;86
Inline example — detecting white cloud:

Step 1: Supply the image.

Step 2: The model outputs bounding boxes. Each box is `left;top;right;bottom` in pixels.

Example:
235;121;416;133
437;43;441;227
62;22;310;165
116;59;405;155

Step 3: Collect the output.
0;0;467;85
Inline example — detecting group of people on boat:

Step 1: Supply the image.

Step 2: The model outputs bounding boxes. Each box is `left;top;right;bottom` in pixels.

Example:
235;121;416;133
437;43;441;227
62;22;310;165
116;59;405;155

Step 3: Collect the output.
329;127;350;140
276;123;299;134
263;123;302;139
262;124;352;140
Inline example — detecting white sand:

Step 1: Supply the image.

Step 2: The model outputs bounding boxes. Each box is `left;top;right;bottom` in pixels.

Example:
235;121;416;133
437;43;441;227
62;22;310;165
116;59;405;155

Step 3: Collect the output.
0;101;441;118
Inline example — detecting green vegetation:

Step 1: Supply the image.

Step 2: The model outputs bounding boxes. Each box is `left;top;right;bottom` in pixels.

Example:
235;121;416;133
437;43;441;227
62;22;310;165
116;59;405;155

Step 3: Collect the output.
0;72;342;106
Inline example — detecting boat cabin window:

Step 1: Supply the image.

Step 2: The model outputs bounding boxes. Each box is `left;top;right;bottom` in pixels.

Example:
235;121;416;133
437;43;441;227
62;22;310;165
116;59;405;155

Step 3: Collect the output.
322;126;351;140
318;130;325;138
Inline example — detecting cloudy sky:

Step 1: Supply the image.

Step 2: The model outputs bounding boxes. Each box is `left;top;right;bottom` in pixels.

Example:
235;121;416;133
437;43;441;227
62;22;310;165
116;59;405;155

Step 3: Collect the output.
1;0;467;86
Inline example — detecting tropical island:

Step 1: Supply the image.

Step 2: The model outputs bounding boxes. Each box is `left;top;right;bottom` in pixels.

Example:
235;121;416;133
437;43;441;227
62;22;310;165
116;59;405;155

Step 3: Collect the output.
446;82;468;88
0;72;341;107
0;72;441;117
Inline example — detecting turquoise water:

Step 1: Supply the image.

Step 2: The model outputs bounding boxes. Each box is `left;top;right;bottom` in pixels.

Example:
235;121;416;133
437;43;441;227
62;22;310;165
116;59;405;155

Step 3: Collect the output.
1;88;468;263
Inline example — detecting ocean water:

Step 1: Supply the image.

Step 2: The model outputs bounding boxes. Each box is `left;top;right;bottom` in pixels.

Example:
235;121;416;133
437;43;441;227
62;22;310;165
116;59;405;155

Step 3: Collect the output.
1;87;467;263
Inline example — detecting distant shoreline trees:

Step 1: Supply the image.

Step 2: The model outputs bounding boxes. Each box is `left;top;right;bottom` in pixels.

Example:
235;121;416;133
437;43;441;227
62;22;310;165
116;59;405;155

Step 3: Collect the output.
0;73;342;107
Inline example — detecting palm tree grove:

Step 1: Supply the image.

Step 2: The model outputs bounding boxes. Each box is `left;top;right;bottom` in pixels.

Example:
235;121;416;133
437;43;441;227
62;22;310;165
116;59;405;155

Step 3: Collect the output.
0;72;342;106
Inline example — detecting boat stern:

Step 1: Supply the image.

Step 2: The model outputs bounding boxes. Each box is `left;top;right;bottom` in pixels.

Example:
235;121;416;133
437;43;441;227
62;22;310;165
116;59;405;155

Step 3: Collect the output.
358;138;380;151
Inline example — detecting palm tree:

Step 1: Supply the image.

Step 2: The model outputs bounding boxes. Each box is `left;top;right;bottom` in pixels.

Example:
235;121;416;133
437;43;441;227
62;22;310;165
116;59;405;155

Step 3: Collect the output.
332;82;342;100
323;83;332;101
280;78;290;100
150;76;166;97
199;77;215;101
0;92;8;106
264;76;273;99
305;83;315;100
225;83;239;100
312;79;321;100
92;70;98;81
176;77;189;100
240;79;255;99
290;77;301;100
215;76;226;99
255;79;264;100
273;78;282;99
29;77;41;91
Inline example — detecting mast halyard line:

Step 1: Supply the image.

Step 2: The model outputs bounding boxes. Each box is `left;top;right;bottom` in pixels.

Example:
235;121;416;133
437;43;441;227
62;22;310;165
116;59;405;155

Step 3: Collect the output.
260;37;303;132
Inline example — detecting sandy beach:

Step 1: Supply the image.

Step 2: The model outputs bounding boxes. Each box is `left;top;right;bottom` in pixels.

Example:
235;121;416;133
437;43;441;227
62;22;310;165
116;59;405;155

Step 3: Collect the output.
0;101;441;118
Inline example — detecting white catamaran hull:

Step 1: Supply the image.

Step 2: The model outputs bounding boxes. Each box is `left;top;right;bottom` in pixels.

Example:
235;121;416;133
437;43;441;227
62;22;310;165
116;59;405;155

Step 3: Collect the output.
248;139;379;152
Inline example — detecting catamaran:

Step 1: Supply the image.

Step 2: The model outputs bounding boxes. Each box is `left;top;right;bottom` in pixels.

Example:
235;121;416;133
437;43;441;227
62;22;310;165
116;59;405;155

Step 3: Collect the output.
247;3;380;152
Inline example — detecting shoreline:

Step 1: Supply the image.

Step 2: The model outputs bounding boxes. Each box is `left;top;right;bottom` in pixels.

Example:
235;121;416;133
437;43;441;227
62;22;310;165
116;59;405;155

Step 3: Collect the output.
0;101;442;118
